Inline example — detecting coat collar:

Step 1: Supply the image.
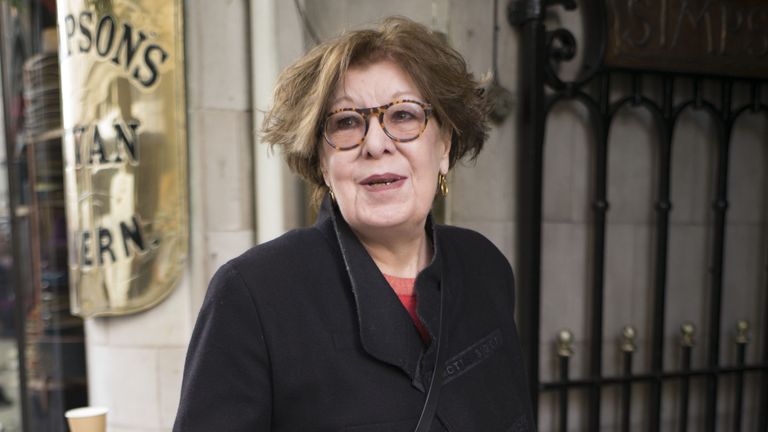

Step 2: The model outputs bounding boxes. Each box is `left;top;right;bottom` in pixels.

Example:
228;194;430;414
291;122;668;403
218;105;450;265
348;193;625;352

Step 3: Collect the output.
315;196;444;387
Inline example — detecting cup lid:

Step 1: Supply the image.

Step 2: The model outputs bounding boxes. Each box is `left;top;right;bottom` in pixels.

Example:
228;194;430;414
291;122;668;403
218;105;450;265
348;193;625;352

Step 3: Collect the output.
64;407;109;418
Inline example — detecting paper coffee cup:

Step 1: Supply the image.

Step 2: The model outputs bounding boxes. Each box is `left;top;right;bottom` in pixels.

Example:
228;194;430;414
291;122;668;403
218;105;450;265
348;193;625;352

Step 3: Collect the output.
65;406;108;432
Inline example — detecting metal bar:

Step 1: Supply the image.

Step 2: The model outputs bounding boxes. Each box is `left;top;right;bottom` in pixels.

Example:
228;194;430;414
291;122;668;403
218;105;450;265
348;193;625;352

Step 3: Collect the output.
648;76;675;432
761;156;768;432
733;320;749;432
693;79;703;108
751;83;761;112
587;72;610;432
559;356;569;432
679;347;692;432
621;351;632;432
22;88;43;432
0;6;31;429
761;239;768;432
704;80;733;432
620;326;636;432
25;142;43;314
539;363;768;389
557;330;574;432
631;74;642;106
508;0;547;419
679;323;695;432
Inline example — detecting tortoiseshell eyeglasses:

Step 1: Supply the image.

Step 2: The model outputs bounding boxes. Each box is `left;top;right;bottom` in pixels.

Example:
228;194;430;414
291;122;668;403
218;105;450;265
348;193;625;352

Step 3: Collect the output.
322;99;433;151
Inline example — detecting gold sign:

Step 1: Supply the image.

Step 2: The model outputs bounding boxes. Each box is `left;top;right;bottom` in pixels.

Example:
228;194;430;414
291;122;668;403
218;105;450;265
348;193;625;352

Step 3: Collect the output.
605;0;768;78
57;0;188;317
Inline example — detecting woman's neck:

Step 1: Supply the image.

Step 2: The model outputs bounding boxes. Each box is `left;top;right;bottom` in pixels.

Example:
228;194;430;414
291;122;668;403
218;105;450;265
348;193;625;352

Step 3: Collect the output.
353;225;432;278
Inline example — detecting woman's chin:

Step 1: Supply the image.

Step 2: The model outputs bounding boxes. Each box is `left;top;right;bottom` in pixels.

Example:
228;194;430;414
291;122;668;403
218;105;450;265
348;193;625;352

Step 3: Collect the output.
347;202;425;233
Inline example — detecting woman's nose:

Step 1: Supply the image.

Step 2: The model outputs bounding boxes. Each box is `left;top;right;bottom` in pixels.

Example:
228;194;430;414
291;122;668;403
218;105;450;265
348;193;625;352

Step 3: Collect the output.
361;116;396;158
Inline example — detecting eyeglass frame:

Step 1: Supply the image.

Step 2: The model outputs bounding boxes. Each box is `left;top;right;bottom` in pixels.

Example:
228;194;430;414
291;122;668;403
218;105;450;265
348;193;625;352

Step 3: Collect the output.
321;99;434;151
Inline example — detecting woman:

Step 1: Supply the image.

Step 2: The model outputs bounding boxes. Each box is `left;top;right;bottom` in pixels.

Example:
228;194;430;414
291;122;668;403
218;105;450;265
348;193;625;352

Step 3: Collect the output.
174;17;534;432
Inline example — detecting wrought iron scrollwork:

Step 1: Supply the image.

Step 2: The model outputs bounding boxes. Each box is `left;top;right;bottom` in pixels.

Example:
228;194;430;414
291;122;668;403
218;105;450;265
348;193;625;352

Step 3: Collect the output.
509;0;768;430
506;0;542;26
545;28;577;63
512;0;608;90
507;0;577;26
544;0;576;10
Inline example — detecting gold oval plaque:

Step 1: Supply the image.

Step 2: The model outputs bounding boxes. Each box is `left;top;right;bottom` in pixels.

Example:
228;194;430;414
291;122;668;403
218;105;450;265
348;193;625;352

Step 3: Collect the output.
57;0;188;317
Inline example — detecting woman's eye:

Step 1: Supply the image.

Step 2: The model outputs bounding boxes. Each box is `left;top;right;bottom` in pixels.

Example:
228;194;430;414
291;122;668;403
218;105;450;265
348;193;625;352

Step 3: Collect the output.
335;115;363;130
390;110;417;122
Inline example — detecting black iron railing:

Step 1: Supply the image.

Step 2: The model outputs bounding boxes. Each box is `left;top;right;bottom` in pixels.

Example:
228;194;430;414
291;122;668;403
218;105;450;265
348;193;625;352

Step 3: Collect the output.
509;0;768;430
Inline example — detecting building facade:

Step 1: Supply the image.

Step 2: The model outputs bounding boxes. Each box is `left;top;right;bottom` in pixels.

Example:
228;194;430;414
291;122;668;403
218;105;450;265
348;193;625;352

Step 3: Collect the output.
0;0;765;431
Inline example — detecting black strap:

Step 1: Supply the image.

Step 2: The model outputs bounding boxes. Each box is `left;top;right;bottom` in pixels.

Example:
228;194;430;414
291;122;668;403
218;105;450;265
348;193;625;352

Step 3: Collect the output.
413;283;445;432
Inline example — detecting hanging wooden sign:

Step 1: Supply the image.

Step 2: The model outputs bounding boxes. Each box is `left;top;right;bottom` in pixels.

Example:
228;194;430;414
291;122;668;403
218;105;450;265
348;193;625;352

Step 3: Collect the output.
605;0;768;78
57;0;188;317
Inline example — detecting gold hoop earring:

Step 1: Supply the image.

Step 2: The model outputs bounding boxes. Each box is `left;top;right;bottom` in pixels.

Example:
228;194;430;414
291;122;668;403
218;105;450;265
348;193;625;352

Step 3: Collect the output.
329;187;336;202
438;173;448;197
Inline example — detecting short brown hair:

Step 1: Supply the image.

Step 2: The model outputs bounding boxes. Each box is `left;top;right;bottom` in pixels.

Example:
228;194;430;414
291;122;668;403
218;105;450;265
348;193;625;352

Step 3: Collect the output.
261;16;490;204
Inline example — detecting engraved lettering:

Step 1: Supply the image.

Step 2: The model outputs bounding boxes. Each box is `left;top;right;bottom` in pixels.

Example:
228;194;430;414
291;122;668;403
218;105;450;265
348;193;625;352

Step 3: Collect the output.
95;15;116;57
76;215;150;268
606;0;768;78
64;14;76;56
135;44;169;87
90;127;108;164
78;11;94;53
747;8;768;56
113;120;140;163
610;0;625;52
672;0;714;52
660;0;668;46
80;231;93;267
67;120;142;169
120;216;146;257
443;329;504;384
624;0;653;48
719;4;745;55
72;125;87;168
111;23;148;70
60;11;169;89
98;227;116;264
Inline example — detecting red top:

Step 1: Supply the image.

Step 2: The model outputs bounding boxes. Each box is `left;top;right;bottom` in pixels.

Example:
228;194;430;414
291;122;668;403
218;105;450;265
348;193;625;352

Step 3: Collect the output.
383;274;430;343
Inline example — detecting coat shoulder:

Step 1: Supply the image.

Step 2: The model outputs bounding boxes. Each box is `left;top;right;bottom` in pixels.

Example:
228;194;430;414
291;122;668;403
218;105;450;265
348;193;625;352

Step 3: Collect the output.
207;225;339;303
227;225;334;274
436;224;511;272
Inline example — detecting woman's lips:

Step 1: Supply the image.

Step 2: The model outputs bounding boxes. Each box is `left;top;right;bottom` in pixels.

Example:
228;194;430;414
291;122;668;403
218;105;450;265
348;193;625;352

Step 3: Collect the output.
360;173;407;191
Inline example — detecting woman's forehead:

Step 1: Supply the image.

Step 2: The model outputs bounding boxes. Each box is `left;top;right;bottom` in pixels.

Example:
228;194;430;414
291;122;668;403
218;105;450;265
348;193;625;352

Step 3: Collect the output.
329;60;423;108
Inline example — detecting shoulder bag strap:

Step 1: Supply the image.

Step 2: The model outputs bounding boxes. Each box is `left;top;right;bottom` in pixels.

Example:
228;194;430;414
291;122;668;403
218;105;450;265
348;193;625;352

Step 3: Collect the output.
413;283;446;432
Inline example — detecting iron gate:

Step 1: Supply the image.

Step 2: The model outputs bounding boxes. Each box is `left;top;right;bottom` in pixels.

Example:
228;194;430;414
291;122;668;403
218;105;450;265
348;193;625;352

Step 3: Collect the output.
508;0;768;430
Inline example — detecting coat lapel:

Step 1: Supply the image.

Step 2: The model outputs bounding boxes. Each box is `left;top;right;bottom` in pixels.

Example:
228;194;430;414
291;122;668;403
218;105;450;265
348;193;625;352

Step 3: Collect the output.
318;197;442;386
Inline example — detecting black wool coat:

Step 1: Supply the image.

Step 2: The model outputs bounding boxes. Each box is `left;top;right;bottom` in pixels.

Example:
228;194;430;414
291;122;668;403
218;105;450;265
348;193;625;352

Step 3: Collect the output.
173;198;535;431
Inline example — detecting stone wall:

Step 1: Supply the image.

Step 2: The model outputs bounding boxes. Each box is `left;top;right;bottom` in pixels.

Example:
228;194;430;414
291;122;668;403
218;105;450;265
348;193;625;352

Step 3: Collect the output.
83;0;255;430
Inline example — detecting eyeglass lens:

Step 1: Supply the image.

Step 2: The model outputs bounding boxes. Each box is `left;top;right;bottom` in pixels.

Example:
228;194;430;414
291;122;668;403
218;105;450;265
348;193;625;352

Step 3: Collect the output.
324;101;428;150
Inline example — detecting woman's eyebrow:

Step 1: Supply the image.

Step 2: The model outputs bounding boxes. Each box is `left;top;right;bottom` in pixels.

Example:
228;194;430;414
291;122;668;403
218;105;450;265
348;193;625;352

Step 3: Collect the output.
329;91;421;108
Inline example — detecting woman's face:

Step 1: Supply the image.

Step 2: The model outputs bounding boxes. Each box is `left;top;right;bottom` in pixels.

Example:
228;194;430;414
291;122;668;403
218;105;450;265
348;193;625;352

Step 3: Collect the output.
320;59;450;237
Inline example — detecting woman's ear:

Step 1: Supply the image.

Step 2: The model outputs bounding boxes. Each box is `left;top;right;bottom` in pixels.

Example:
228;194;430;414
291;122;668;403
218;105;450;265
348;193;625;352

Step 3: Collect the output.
318;145;330;186
439;129;452;174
